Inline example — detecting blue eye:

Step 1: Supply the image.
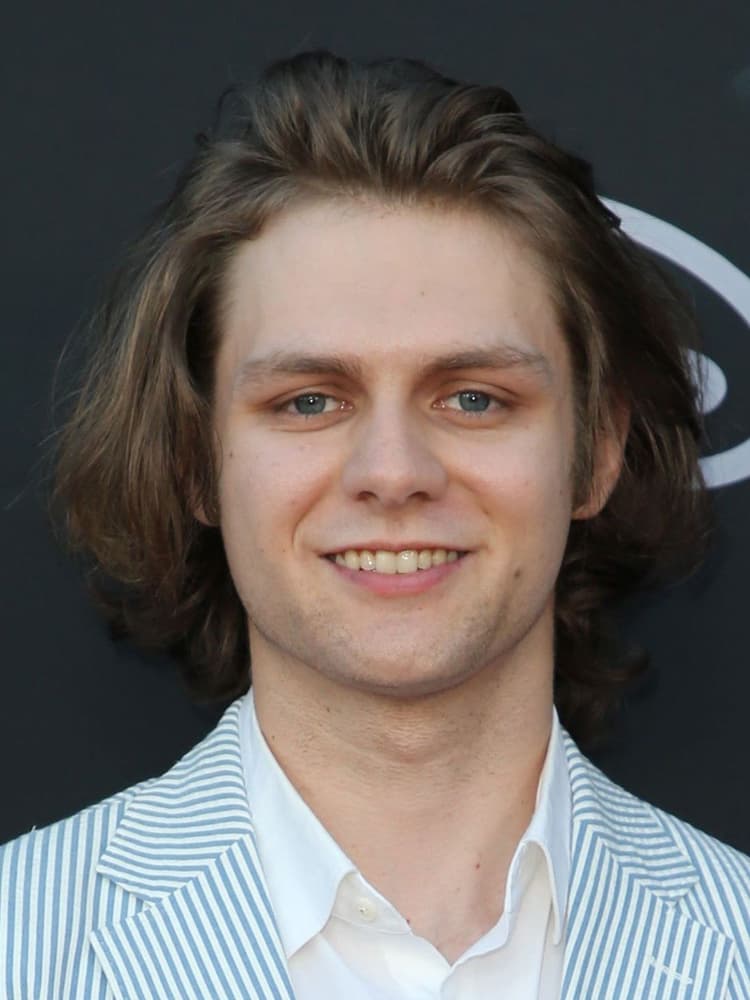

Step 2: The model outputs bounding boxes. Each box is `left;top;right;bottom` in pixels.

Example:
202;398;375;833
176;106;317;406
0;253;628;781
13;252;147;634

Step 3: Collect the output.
456;390;492;412
290;393;329;415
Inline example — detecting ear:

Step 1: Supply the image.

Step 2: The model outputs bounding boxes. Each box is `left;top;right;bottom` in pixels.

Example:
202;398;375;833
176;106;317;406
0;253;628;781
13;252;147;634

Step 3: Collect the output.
187;473;219;528
572;402;630;521
185;433;221;528
193;502;214;527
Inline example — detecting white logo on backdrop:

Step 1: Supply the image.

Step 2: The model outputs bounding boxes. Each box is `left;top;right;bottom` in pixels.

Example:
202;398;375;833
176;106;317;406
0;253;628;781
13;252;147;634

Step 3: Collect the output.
603;198;750;489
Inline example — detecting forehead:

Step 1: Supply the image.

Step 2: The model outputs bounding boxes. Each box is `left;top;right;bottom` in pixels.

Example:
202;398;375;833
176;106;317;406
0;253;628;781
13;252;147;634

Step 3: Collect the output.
217;197;569;384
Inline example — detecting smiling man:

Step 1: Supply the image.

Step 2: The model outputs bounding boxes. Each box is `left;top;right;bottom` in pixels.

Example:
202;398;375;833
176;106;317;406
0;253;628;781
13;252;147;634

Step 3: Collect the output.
2;51;749;999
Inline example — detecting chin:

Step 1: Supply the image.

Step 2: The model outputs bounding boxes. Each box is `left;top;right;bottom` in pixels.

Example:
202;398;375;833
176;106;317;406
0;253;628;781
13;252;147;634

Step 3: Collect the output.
322;656;483;701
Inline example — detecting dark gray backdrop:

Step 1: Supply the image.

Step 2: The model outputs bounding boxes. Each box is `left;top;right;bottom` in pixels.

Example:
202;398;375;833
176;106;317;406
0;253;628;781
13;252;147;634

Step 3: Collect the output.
3;0;749;851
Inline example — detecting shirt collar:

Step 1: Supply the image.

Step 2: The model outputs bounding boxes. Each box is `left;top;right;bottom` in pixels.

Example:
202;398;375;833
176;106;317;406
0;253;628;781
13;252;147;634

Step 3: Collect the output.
240;691;355;958
240;692;571;958
507;708;571;945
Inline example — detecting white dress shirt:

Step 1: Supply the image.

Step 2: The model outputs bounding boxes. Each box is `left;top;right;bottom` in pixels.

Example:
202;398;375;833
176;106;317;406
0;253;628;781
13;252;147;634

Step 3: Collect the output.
239;693;571;999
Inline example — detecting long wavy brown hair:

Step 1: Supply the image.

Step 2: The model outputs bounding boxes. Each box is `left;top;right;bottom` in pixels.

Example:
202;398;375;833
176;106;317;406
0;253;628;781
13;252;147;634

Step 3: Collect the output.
52;51;710;745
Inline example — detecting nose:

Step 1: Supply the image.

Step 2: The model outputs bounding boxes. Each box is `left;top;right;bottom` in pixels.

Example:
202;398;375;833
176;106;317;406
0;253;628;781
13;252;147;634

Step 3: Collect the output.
340;402;448;507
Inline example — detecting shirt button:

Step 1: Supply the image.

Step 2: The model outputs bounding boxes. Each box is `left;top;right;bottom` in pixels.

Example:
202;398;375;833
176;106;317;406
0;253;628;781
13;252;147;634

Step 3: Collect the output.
355;896;378;922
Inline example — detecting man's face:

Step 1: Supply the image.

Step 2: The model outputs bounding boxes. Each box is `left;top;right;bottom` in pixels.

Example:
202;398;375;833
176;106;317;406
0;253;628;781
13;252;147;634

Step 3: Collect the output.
211;198;583;698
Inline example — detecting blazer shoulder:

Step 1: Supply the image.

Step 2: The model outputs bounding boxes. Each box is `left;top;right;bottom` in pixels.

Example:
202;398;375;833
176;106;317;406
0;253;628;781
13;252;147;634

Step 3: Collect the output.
653;799;750;986
601;766;750;889
0;777;153;889
0;702;246;998
656;801;750;877
654;798;750;916
0;779;154;997
580;751;750;975
1;777;150;866
569;735;750;883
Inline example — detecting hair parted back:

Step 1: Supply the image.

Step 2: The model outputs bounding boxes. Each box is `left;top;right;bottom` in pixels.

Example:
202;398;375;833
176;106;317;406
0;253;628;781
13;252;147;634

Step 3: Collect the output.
53;49;710;745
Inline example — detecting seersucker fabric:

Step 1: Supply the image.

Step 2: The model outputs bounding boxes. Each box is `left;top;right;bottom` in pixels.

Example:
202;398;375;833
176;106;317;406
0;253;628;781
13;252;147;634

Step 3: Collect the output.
1;695;749;999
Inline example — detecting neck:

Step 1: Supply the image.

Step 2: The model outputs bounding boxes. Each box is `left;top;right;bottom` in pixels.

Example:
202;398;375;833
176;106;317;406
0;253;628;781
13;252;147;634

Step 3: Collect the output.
250;632;554;961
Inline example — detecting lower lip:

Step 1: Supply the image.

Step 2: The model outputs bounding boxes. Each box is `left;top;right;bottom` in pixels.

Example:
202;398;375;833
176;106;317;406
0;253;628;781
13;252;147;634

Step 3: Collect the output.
325;554;468;596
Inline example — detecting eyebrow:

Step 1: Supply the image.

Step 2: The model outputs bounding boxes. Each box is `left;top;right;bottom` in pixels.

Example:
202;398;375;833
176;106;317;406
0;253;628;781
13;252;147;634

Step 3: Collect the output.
232;344;553;396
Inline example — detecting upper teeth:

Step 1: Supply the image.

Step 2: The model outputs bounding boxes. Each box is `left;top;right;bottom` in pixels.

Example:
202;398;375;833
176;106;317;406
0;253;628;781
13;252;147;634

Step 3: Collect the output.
333;549;460;574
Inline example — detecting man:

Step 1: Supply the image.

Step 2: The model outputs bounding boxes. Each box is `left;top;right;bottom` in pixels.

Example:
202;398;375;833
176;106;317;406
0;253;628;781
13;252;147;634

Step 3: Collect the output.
1;50;748;999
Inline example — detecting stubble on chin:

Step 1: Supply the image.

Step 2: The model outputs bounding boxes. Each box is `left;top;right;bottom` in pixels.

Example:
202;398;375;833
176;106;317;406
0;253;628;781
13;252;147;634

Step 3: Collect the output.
246;592;530;701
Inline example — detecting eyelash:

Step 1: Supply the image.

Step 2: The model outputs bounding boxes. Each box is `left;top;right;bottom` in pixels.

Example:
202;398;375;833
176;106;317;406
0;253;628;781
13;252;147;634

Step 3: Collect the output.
439;390;508;416
275;389;509;418
276;394;349;418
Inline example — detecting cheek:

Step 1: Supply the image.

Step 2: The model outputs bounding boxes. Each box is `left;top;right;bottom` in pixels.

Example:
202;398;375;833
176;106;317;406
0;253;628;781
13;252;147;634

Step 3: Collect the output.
460;432;575;586
469;430;575;522
218;434;332;546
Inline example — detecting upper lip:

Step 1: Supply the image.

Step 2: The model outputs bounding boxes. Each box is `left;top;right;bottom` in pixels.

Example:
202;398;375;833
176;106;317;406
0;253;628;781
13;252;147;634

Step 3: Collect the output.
323;543;470;555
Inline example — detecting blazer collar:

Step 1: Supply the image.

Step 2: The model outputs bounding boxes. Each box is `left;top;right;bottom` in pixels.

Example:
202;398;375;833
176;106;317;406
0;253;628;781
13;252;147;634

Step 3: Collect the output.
90;700;295;999
89;700;735;1000
561;733;734;1000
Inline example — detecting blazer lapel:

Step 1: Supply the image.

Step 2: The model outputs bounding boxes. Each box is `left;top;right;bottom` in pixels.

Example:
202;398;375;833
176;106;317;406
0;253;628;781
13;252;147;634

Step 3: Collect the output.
88;701;737;998
89;700;295;1000
560;736;734;1000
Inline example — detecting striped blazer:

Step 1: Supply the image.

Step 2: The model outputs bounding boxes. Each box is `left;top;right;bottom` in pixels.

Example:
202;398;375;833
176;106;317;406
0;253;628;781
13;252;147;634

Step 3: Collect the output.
1;697;749;999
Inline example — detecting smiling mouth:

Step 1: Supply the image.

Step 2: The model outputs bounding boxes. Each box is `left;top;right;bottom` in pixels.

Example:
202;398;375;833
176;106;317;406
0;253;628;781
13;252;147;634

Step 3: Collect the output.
325;548;467;574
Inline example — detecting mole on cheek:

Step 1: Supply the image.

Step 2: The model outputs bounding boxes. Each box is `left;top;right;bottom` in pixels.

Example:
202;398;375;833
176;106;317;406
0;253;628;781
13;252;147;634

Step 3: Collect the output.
513;568;522;580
